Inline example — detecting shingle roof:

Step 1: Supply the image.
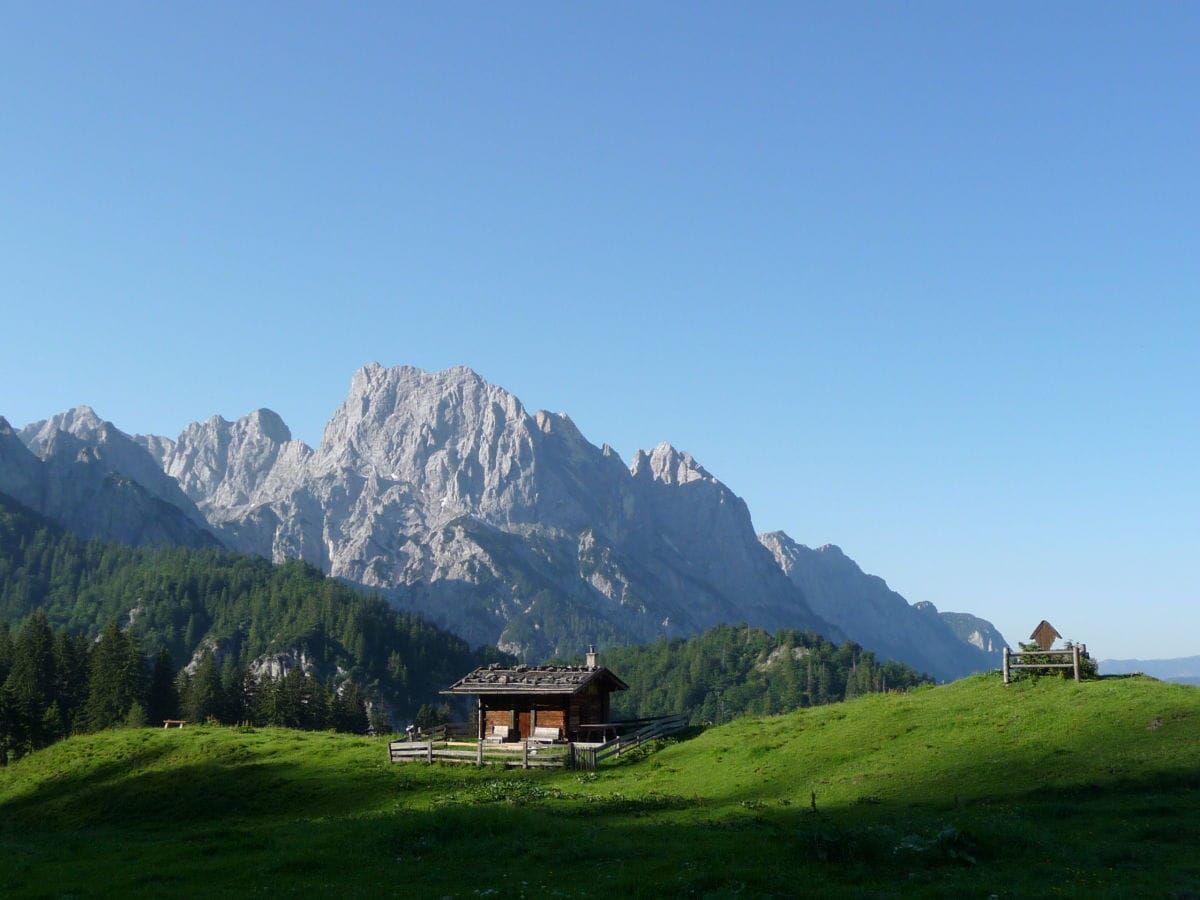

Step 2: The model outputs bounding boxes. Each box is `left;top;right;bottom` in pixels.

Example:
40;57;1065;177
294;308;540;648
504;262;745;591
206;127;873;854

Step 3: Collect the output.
442;663;629;695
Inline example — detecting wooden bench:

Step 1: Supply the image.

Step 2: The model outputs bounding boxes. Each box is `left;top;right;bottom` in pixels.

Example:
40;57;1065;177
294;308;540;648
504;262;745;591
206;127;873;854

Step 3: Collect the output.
162;719;187;729
484;724;513;743
529;725;562;744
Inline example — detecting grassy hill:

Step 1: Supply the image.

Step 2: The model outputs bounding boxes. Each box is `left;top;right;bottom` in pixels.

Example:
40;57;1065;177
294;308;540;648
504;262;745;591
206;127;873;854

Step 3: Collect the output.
2;673;1199;897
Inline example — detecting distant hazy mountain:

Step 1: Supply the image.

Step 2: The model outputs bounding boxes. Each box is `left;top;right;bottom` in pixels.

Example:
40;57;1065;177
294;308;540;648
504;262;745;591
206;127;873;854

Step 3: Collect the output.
759;533;1004;680
2;363;1008;675
928;607;1009;655
1100;656;1200;685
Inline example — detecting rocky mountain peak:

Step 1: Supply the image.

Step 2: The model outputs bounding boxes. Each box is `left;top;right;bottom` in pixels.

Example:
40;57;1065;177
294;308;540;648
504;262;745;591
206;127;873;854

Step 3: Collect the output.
243;408;292;444
308;364;540;526
158;407;306;514
630;442;713;486
20;405;107;454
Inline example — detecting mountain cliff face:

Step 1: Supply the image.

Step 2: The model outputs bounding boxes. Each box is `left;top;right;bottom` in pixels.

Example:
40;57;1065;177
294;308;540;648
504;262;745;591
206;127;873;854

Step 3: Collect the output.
758;531;1004;680
1;411;218;548
1;363;1007;675
137;364;836;658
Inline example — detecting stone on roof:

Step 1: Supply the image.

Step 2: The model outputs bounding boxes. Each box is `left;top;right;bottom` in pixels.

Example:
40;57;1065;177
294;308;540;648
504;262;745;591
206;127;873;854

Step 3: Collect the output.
443;664;628;695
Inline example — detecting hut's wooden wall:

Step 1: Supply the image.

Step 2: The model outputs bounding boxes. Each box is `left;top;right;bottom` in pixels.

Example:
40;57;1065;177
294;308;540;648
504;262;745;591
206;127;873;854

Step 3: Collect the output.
478;685;617;740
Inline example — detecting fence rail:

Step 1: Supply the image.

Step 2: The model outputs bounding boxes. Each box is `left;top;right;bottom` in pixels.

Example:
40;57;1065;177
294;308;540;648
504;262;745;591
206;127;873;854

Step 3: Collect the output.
388;712;691;770
576;713;691;770
1002;645;1089;684
389;739;575;769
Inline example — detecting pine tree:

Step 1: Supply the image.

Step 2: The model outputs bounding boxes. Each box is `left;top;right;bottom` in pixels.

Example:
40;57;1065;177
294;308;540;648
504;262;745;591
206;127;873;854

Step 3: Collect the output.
182;650;224;724
332;681;370;734
53;630;90;734
146;648;178;725
0;622;13;686
5;612;58;751
220;657;244;724
83;622;147;730
274;668;307;729
0;686;15;765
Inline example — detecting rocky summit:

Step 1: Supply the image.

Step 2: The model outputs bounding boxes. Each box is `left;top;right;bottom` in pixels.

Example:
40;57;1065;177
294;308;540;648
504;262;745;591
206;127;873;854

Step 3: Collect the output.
1;363;1008;673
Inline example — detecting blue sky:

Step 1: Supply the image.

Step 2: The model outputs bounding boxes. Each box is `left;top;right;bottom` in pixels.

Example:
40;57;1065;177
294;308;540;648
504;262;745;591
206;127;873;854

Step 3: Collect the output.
2;4;1197;659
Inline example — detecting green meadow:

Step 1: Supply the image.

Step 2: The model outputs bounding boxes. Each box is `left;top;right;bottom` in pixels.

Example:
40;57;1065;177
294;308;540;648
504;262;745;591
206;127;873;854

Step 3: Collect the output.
2;673;1198;898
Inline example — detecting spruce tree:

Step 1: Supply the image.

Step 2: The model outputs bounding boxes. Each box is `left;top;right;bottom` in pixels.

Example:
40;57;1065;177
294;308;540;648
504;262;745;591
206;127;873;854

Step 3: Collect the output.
182;650;223;724
274;668;307;729
84;622;147;731
0;622;13;686
6;612;58;751
220;657;244;724
53;630;90;734
0;684;18;764
332;681;370;734
146;648;178;725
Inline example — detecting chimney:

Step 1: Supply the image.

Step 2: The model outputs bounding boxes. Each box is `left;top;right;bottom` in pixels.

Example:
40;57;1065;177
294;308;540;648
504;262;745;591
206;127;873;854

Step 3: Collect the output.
585;644;597;670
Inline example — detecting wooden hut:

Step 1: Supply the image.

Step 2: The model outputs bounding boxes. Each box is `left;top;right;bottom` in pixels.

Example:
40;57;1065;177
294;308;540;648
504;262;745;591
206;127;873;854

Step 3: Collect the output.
443;652;628;742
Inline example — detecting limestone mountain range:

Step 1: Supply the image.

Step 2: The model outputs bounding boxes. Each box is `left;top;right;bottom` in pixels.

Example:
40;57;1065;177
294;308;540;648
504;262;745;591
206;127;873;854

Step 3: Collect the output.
0;363;1007;678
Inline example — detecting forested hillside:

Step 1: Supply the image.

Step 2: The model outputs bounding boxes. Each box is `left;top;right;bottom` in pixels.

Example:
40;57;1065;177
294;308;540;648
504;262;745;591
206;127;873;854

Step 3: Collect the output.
0;492;506;755
597;623;932;723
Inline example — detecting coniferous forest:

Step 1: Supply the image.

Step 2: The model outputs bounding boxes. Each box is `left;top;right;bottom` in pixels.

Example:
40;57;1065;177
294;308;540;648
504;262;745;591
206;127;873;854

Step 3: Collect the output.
0;493;506;762
601;623;932;724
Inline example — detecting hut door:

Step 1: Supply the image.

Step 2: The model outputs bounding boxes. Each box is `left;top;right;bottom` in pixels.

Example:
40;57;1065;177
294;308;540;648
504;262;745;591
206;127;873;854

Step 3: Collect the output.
518;709;532;739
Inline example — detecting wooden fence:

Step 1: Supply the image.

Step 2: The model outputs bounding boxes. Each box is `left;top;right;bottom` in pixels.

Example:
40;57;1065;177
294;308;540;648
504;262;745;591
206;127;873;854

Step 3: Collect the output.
1002;645;1089;684
388;712;691;770
411;721;475;741
575;713;691;770
389;739;575;769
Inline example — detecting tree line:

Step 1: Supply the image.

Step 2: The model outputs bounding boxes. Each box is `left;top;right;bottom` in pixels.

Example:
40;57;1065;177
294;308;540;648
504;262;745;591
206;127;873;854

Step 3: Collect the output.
0;612;383;764
0;493;506;746
598;623;932;724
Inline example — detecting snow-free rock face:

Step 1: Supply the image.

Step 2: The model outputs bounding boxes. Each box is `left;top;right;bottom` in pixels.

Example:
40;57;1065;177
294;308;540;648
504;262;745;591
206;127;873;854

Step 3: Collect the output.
7;364;1005;675
155;408;310;517
921;606;1008;655
759;531;1004;681
0;416;44;511
142;364;839;659
1;409;219;548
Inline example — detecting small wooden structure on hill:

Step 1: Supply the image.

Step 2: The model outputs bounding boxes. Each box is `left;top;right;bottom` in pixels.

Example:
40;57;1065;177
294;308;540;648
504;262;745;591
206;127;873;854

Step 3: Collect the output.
1030;620;1061;651
1003;620;1089;683
442;647;629;742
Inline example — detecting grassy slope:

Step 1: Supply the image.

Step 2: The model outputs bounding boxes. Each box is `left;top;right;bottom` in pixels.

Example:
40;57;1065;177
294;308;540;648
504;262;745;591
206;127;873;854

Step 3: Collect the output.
2;674;1199;898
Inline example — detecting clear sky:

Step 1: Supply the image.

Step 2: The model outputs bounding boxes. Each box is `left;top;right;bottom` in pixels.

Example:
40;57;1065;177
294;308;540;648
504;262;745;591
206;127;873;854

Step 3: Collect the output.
2;4;1197;659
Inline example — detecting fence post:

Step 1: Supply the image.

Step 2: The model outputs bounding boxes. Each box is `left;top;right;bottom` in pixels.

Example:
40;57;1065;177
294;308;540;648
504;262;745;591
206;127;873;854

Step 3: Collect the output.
426;742;433;765
522;741;529;769
477;740;483;766
1072;645;1081;682
1002;646;1010;684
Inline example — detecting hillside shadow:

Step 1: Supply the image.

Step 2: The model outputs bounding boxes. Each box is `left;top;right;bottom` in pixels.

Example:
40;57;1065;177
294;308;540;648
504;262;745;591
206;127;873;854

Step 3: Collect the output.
0;755;378;831
14;768;1196;898
0;743;175;822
